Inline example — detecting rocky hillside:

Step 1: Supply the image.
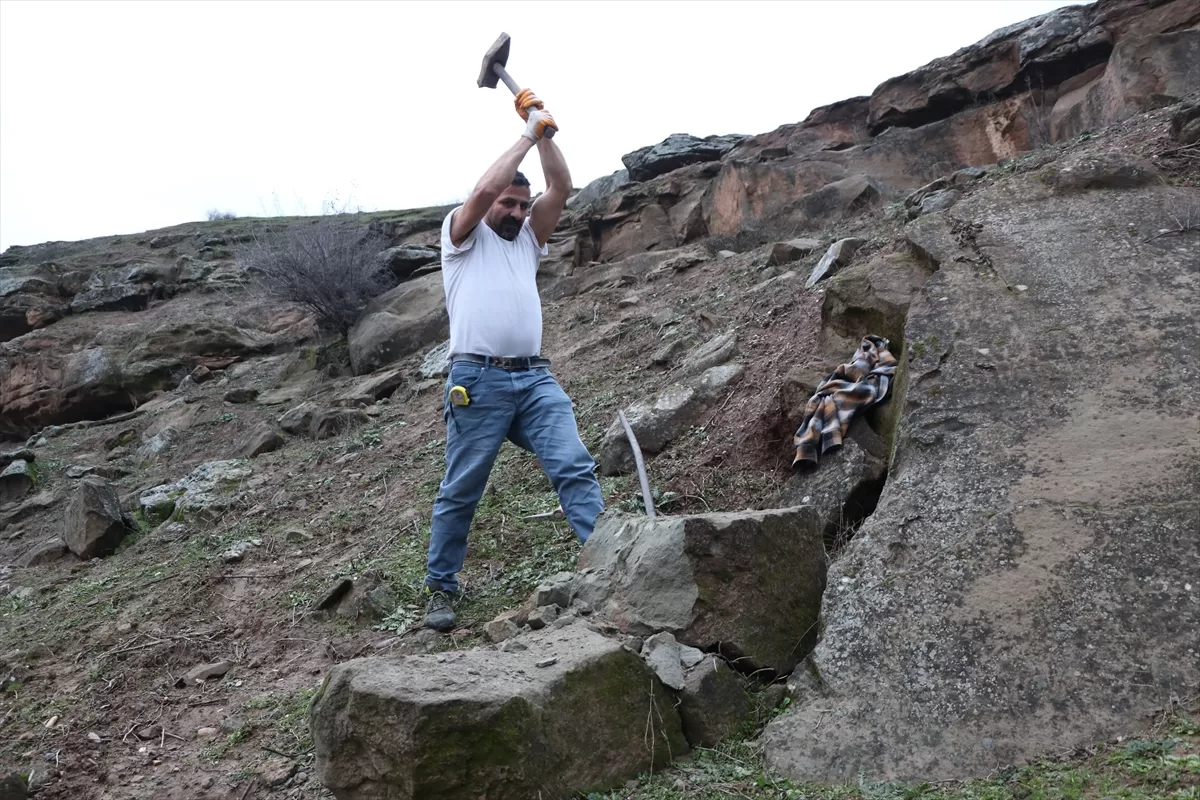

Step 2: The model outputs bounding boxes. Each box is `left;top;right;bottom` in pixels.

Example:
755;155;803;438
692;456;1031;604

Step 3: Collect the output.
2;1;1198;798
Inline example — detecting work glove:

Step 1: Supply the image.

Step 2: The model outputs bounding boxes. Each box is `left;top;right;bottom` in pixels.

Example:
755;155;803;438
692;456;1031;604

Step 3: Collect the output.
514;88;544;121
522;107;558;142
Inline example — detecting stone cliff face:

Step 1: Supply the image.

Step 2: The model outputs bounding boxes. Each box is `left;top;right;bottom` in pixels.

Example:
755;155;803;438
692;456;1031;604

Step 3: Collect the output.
1;0;1197;797
561;0;1197;271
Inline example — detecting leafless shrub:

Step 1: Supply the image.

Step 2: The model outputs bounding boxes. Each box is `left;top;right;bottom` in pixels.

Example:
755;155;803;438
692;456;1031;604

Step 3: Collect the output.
237;221;392;336
1168;196;1200;232
700;222;775;255
1145;191;1200;241
206;208;238;221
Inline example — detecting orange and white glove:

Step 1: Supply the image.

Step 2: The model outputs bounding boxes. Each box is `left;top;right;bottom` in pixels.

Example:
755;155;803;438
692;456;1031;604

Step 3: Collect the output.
522;107;558;142
514;88;544;121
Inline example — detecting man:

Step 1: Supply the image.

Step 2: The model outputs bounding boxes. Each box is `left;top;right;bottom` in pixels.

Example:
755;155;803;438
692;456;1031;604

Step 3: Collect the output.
422;89;605;632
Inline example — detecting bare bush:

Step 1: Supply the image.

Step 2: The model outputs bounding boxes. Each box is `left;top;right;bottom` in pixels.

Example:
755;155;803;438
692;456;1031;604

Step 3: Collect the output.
206;209;238;221
237;221;392;336
700;223;774;255
1145;191;1200;241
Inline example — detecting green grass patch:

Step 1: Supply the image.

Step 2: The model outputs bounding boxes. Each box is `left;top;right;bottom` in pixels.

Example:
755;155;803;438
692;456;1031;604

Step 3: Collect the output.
587;713;1200;800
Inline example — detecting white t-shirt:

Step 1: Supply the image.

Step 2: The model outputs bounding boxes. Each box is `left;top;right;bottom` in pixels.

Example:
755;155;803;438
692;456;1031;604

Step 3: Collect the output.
440;207;548;358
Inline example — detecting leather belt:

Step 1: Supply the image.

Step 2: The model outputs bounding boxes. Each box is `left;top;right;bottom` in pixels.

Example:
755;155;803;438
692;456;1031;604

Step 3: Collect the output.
451;353;551;371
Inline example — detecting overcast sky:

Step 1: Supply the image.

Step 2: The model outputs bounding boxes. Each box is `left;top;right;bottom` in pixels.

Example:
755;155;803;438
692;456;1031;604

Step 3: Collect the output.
0;0;1081;253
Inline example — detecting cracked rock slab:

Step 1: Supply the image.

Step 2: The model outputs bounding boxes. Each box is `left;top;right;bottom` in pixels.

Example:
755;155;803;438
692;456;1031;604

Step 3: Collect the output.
309;625;687;800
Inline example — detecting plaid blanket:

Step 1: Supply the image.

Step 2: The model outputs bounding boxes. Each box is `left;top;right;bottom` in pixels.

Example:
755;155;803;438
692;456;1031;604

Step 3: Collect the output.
793;334;897;470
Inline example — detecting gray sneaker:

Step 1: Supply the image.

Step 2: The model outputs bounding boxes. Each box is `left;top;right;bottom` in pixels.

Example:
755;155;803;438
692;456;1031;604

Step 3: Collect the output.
424;588;457;632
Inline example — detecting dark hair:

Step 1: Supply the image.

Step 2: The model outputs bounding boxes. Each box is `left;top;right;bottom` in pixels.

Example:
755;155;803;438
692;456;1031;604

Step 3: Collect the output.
511;171;530;188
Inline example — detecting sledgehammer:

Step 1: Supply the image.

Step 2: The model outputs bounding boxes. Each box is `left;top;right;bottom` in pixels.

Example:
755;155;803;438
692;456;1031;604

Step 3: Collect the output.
476;32;556;139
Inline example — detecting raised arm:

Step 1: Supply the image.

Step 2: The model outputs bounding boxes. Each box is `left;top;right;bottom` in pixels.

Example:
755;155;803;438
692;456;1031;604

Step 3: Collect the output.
449;137;536;248
449;91;559;248
529;136;572;248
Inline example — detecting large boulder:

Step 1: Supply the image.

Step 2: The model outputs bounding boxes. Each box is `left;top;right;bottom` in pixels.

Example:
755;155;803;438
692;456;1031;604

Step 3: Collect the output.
1042;150;1161;193
622;133;747;182
763;162;1200;783
139;460;253;525
818;250;936;356
238;422;284;458
1170;97;1200;144
309;625;687;799
348;271;448;375
377;245;439;281
766;423;889;545
0;460;34;504
598;363;744;475
806;237;866;288
63;479;127;559
678;332;738;376
576;507;827;675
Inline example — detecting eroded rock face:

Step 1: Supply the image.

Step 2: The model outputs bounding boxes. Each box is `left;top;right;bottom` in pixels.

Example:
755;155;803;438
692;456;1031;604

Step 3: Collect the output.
1050;28;1200;141
763;164;1200;783
0;318;273;438
309;625;687;800
577;507;827;675
865;0;1199;135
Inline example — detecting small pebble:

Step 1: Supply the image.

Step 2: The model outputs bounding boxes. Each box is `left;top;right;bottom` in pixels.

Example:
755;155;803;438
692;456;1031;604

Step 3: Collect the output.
196;727;219;739
536;657;558;668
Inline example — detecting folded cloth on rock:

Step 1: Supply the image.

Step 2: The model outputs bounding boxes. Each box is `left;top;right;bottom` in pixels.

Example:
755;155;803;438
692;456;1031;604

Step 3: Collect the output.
793;334;897;470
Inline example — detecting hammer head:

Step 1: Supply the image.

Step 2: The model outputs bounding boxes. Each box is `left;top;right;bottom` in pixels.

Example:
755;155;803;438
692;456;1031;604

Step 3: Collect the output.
477;32;511;89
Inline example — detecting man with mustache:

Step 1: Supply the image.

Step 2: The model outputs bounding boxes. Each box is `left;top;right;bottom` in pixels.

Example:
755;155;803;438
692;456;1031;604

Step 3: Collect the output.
423;89;605;632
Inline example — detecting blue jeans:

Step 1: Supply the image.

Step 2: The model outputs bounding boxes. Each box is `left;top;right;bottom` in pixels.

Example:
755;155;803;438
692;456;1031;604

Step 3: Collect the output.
424;360;605;593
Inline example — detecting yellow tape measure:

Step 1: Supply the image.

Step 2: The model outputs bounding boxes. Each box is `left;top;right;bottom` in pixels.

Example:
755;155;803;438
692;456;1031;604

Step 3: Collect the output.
449;385;470;407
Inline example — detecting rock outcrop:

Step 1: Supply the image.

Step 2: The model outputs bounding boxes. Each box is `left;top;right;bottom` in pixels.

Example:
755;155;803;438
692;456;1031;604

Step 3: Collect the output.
564;0;1196;269
1;316;276;439
622;134;748;182
763;153;1200;782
